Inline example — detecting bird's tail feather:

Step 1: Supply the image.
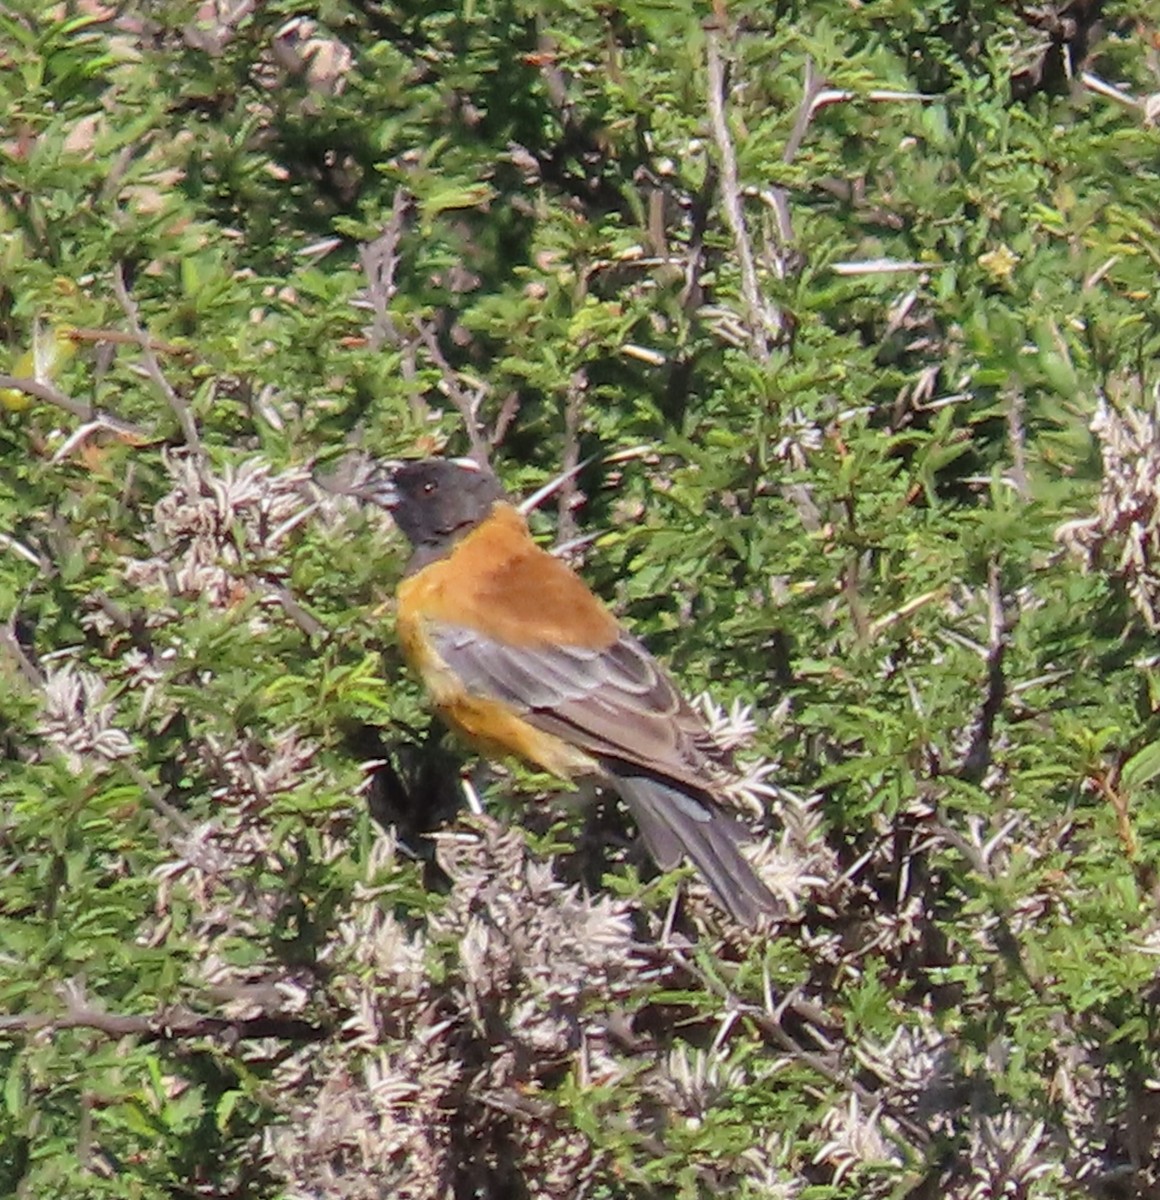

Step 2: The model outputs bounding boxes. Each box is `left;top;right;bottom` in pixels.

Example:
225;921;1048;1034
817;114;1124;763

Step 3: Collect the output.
613;773;780;927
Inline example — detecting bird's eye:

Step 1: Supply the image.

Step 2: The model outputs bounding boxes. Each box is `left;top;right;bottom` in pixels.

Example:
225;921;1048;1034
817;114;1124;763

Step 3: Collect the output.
423;481;436;494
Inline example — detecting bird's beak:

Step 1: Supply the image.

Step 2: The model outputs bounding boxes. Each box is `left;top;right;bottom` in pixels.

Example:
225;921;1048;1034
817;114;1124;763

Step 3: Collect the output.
350;460;401;510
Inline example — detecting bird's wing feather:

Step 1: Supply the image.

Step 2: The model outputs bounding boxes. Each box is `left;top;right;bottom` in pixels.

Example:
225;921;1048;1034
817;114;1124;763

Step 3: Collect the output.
426;619;778;926
427;622;733;788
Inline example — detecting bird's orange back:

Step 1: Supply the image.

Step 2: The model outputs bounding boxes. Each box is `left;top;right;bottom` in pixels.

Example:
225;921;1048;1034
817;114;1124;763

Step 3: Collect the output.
397;503;619;650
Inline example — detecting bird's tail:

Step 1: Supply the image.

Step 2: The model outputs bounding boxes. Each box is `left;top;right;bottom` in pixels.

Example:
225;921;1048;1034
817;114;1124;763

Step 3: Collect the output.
612;773;780;927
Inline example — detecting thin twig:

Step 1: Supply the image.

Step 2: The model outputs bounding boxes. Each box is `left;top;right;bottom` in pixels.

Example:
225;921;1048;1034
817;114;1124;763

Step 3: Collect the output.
250;575;328;639
1083;256;1120;290
112;263;202;451
957;558;1008;783
353;194;424;426
754;58;826;278
680;160;718;313
867;588;945;640
415;320;490;460
782;59;828;164
491;391;522;448
715;58;827;289
556;369;587;546
0;374;147;438
831;259;938;276
124;762;195;835
0;532;45;569
1090;766;1138;861
0;620;43;688
517;445;653;517
67;327;192;358
1080;69;1160;124
1006;388;1030;500
779;65;937;265
620;343;667;366
358;188;409;352
703;19;780;358
808;86;938;116
0;1002;329;1045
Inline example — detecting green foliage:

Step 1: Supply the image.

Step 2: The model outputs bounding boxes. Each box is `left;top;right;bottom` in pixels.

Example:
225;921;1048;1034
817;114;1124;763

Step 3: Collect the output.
3;0;1160;1195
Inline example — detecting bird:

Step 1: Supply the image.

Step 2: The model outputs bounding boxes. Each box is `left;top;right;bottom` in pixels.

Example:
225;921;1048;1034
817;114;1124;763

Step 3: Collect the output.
356;456;779;926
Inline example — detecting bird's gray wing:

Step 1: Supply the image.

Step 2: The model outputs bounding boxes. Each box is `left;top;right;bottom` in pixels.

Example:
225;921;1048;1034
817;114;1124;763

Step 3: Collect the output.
426;622;778;926
426;623;733;789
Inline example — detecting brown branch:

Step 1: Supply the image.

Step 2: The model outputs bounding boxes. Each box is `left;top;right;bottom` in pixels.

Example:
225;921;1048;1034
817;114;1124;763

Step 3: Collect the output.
0;1003;329;1045
491;390;522;449
358;193;428;427
703;18;783;358
358;188;409;352
957;558;1008;783
0;374;147;439
679;160;717;314
556;369;587;547
250;575;328;640
782;59;828;164
751;58;828;273
1091;767;1137;861
112;263;202;451
0;620;43;689
124;761;196;835
1006;387;1030;500
67;327;192;358
415;320;490;461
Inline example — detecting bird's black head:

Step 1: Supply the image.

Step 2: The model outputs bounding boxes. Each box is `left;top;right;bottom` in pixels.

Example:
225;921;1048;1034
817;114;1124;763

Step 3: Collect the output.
358;457;506;556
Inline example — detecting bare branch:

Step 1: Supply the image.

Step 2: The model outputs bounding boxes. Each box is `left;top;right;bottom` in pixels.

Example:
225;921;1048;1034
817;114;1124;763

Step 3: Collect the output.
957;558;1008;783
250;575;328;640
0;1002;329;1045
358;188;409;352
112;263;202;451
415;320;490;461
1006;387;1030;500
517;444;653;518
356;192;429;427
0;620;43;689
1081;70;1160;124
680;161;717;314
620;343;667;367
807;86;939;116
703;20;783;358
782;58;828;165
831;259;938;276
491;390;522;448
0;531;45;570
67;327;192;359
0;374;147;439
556;369;587;546
129;762;197;834
776;63;937;275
